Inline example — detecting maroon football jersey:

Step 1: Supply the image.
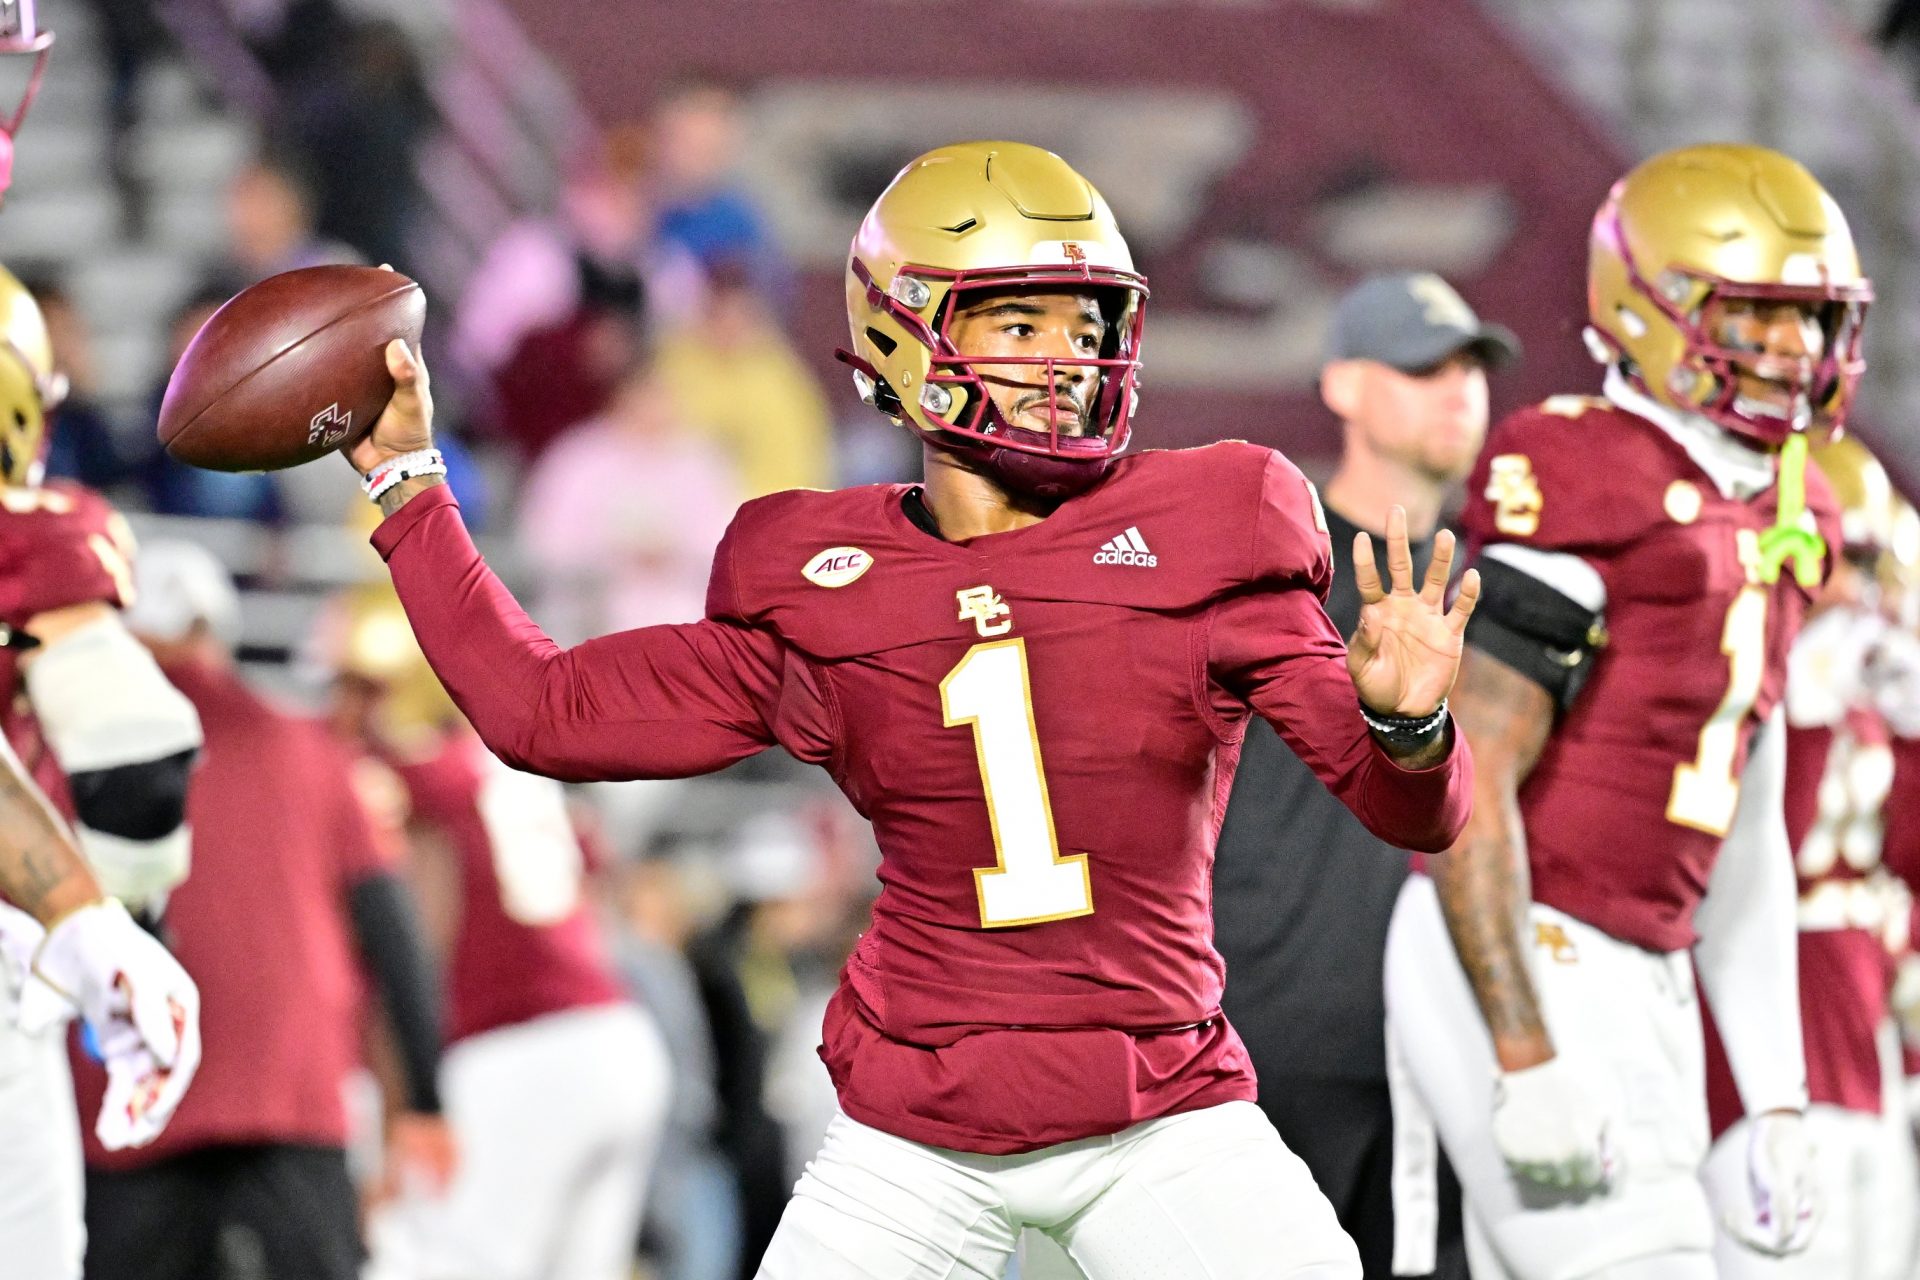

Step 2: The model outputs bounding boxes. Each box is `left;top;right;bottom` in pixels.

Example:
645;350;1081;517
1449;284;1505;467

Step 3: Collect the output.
73;657;393;1168
1459;398;1837;952
373;441;1471;1154
1705;704;1916;1131
386;729;624;1045
0;481;138;813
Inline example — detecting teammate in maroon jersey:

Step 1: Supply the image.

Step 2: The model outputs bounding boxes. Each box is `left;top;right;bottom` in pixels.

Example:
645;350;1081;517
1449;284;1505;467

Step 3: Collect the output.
337;140;1476;1276
0;260;204;1278
1384;143;1863;1277
1698;439;1920;1277
73;542;449;1280
0;715;200;1279
326;584;671;1280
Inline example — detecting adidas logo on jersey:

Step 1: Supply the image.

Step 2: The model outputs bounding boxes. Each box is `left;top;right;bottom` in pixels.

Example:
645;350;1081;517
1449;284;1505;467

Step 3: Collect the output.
1093;527;1157;567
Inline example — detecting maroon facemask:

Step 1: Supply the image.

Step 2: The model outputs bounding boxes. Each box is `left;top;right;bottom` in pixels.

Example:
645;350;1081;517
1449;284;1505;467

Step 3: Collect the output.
0;1;53;200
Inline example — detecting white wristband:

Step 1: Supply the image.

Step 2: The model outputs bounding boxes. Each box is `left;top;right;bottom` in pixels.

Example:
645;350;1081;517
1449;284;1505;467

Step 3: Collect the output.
362;449;447;503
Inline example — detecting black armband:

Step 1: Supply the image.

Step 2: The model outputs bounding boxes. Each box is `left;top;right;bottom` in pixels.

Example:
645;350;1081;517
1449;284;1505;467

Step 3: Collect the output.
1463;557;1607;709
66;748;197;841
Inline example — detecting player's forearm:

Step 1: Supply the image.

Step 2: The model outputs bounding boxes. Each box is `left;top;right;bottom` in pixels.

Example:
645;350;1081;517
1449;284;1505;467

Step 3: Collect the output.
1432;794;1551;1069
371;481;586;770
0;747;103;924
370;485;775;781
1431;647;1557;1070
1692;712;1808;1115
349;872;444;1114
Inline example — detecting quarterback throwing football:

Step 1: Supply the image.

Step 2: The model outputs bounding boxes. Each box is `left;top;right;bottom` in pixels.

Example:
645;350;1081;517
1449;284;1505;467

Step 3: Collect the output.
348;142;1477;1276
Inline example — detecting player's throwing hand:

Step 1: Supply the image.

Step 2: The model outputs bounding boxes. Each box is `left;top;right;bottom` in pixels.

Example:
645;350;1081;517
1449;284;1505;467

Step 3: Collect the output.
346;339;436;476
1347;505;1480;717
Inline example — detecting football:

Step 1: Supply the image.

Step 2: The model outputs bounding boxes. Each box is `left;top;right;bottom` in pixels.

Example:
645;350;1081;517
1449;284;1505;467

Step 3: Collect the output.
157;265;426;472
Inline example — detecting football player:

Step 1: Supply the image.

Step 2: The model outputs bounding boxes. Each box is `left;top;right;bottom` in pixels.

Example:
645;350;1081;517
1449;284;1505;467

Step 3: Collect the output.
1383;142;1864;1278
329;584;670;1280
0;261;205;1277
0;711;200;1278
339;141;1479;1276
72;543;449;1280
1697;438;1920;1277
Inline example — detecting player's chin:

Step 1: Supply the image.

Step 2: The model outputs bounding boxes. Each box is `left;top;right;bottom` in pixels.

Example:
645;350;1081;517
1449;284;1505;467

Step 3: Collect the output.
1007;406;1095;438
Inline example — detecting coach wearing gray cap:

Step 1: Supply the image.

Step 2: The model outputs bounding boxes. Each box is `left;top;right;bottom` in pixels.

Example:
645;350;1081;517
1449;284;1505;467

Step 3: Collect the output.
1213;272;1515;1279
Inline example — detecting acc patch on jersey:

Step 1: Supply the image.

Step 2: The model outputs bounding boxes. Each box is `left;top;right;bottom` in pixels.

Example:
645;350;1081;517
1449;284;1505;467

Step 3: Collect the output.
802;546;874;589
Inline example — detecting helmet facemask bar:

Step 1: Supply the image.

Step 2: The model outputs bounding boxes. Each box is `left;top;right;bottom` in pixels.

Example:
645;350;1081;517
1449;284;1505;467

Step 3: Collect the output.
849;257;1147;463
1595;205;1872;444
0;3;52;197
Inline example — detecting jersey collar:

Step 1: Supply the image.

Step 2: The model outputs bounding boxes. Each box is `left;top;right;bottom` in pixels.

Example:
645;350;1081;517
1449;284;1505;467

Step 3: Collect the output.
1603;365;1775;502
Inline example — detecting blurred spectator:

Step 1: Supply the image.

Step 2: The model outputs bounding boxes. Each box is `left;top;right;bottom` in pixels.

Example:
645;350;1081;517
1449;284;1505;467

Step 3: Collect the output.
84;0;170;236
615;857;743;1280
1882;0;1920;51
516;358;740;642
18;272;132;493
220;0;352;80
323;584;670;1280
655;263;834;497
454;127;704;461
651;74;790;302
278;19;429;269
77;541;451;1280
218;148;361;288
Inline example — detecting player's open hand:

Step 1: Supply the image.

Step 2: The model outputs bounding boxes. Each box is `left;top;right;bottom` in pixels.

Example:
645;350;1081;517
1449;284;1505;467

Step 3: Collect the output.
344;339;435;477
1347;507;1479;717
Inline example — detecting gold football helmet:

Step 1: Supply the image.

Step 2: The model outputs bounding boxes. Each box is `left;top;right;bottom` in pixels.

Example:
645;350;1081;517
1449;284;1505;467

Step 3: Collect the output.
1588;143;1871;445
335;582;460;749
838;140;1148;497
0;263;67;486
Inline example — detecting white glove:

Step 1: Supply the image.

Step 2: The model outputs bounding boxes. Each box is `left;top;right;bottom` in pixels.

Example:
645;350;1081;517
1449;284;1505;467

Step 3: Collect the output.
1724;1111;1819;1257
30;900;201;1150
1491;1056;1618;1193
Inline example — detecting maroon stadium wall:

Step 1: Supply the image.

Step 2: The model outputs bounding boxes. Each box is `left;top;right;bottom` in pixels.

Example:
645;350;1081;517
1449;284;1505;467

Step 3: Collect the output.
507;0;1628;469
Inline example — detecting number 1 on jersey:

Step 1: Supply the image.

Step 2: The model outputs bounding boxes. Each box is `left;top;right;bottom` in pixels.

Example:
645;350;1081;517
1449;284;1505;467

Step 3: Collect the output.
941;639;1093;928
1667;585;1769;836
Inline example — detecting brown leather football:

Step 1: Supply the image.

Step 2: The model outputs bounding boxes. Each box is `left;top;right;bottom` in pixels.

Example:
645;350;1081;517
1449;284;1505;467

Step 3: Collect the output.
157;265;426;472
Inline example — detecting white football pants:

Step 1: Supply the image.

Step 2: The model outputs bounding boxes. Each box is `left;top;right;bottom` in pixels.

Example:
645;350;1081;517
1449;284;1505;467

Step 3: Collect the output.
1385;877;1715;1280
366;1002;670;1280
754;1099;1361;1279
0;987;84;1280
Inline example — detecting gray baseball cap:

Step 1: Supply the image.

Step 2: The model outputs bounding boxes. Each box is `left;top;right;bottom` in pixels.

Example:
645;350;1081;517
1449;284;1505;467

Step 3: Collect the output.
1324;272;1520;373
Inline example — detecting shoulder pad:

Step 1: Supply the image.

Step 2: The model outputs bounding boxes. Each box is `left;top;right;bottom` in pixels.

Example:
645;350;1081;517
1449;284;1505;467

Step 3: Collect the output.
1461;399;1682;556
0;483;137;624
706;484;903;632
